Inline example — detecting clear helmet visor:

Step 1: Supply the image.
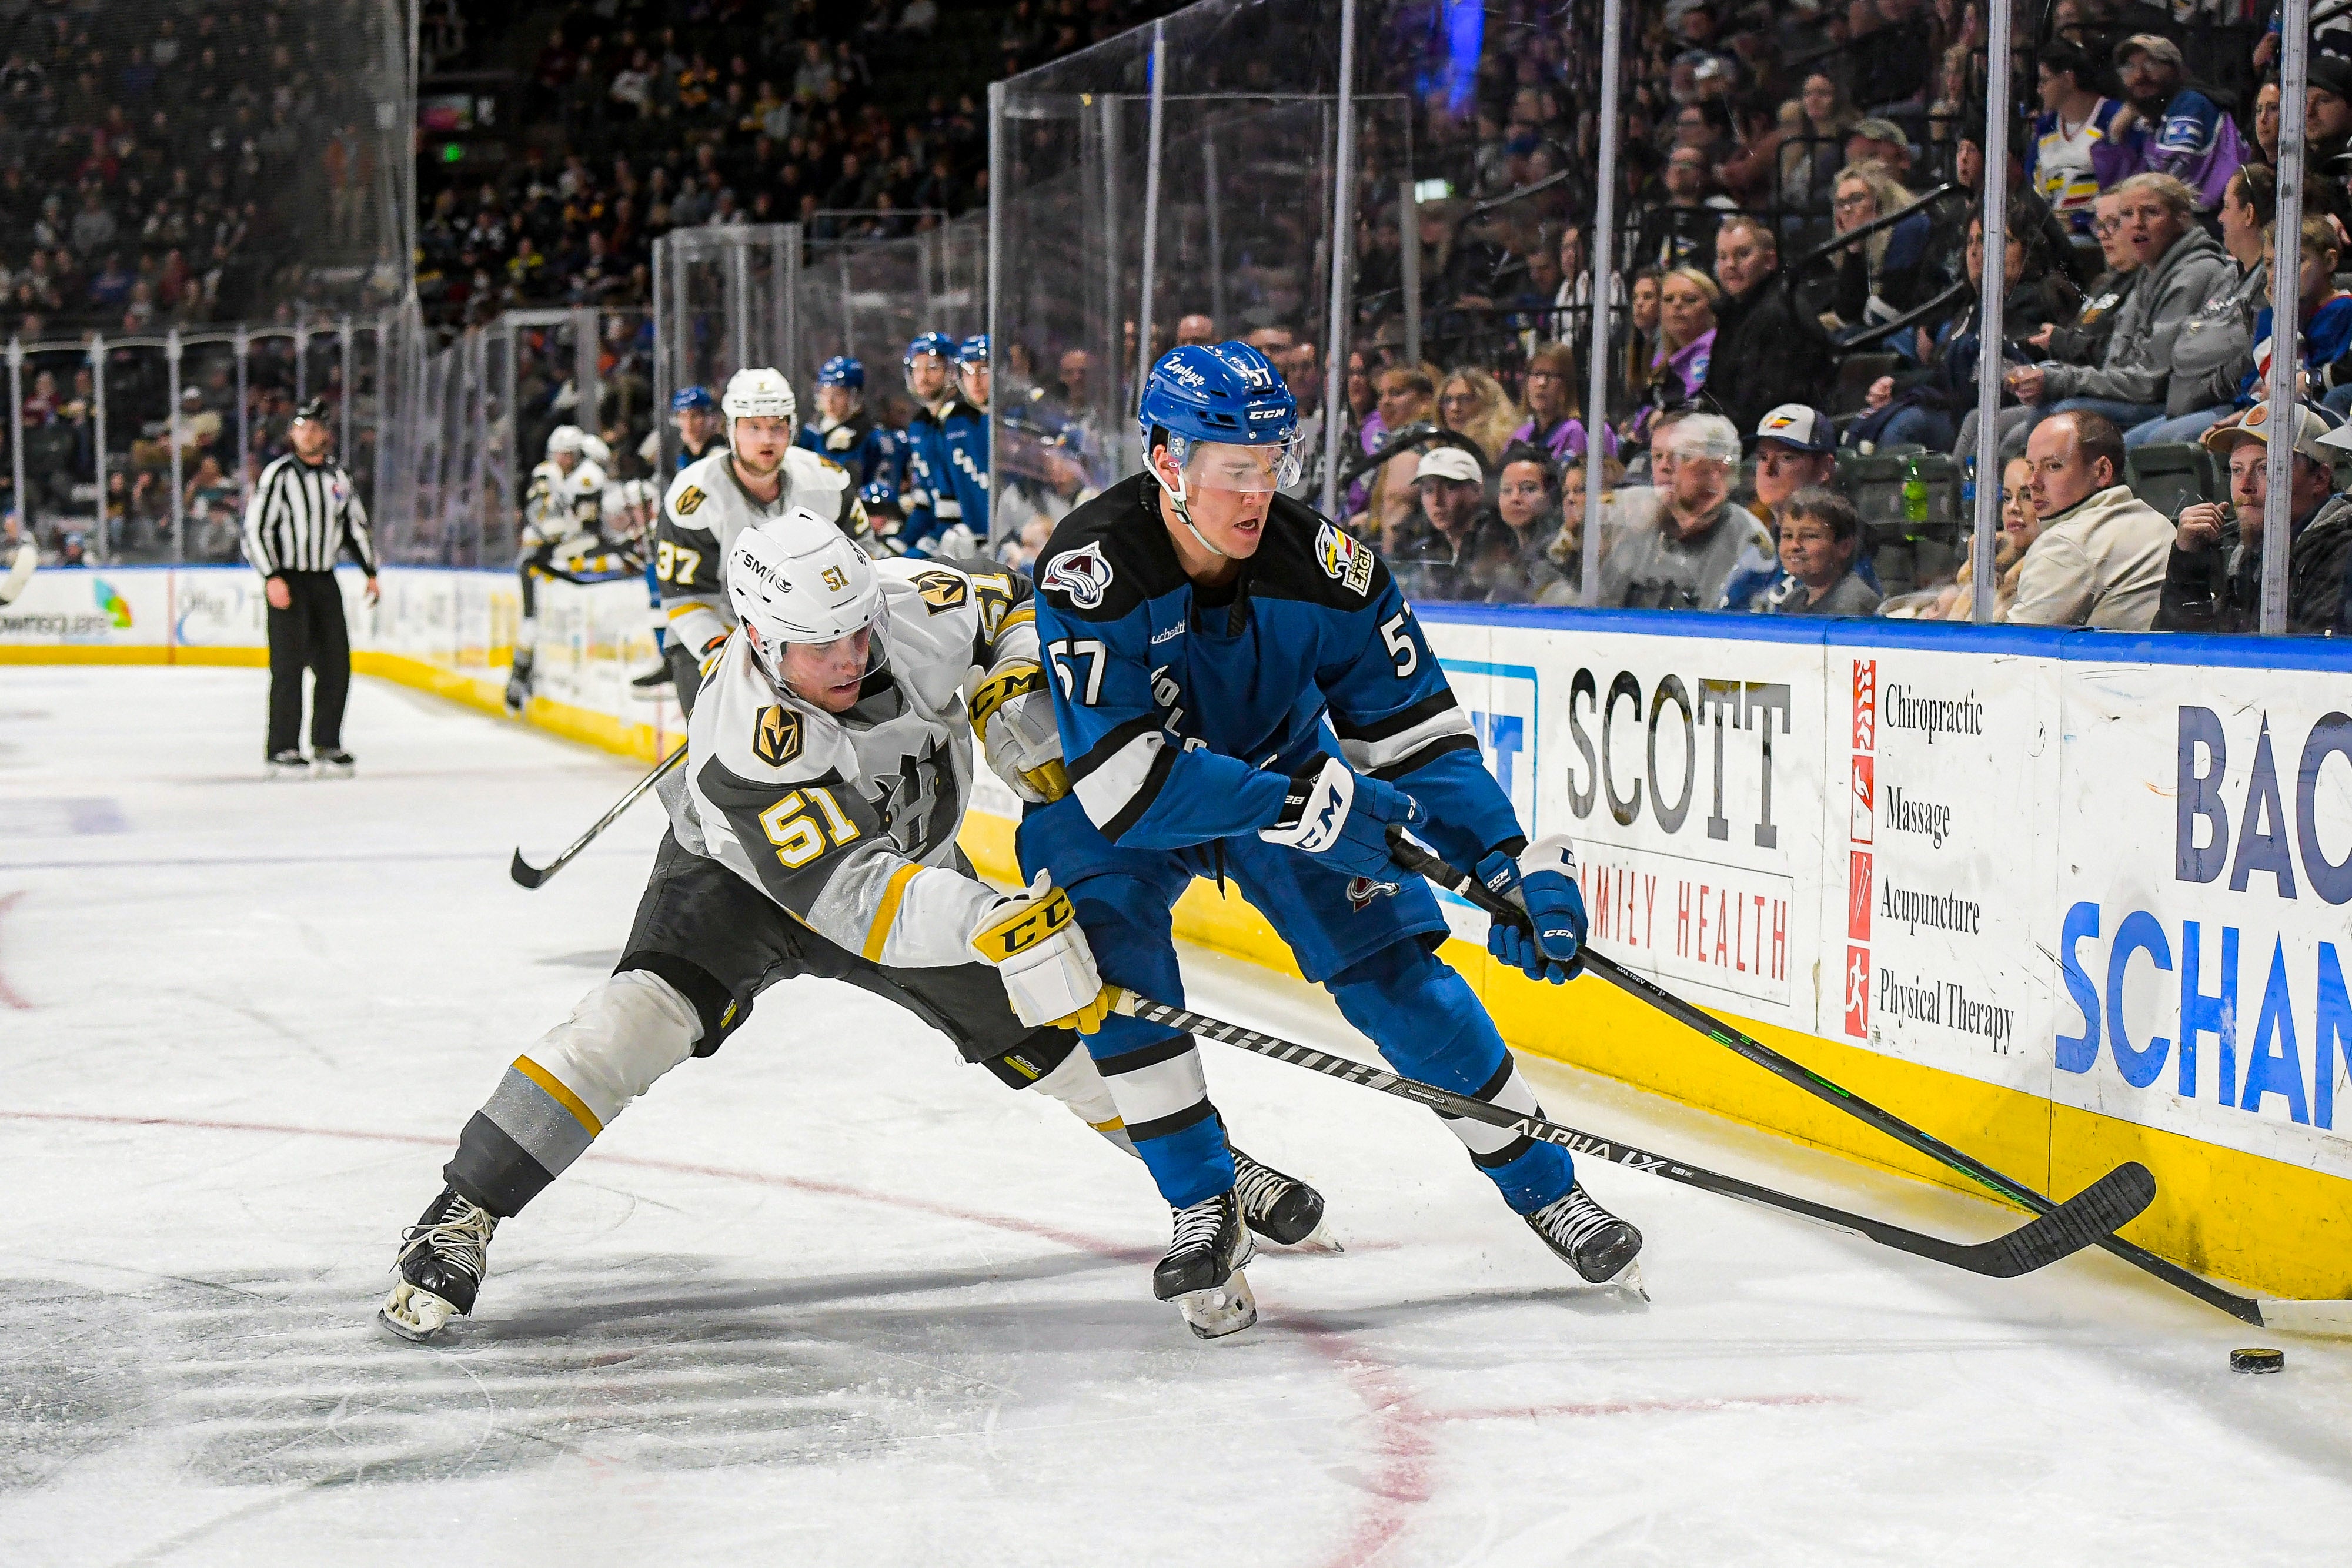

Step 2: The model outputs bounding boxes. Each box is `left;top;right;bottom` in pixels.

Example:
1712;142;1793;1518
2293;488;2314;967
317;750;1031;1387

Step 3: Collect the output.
1173;433;1305;494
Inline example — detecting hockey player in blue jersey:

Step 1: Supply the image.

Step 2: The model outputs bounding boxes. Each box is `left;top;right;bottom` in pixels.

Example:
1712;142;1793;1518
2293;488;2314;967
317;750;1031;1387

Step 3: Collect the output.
896;332;957;553
900;334;992;557
633;386;729;694
1020;342;1642;1338
797;356;901;512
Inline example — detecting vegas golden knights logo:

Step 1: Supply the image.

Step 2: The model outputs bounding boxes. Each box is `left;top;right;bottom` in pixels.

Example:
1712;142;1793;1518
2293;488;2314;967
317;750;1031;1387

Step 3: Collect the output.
753;705;803;767
912;568;969;613
674;484;707;516
821;565;848;591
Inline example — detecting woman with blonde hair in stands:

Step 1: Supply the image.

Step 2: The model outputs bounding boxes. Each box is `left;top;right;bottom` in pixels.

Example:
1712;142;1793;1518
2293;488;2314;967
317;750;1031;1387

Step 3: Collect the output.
1437;366;1518;465
1512;340;1618;465
1628;266;1720;444
1823;159;1936;336
1781;72;1859;219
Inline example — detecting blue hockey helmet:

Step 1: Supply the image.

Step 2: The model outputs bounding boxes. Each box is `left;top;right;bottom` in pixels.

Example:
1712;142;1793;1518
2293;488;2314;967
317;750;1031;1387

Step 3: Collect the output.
903;331;957;369
1137;342;1302;490
817;355;865;390
955;333;990;368
670;384;717;413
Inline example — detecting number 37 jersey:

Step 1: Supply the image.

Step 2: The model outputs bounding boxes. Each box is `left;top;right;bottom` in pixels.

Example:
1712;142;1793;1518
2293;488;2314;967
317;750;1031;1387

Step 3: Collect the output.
1031;474;1521;874
676;558;1039;968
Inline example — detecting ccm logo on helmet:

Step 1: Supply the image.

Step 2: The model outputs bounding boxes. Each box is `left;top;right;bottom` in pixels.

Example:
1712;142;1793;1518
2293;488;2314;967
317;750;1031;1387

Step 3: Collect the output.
1041;543;1114;609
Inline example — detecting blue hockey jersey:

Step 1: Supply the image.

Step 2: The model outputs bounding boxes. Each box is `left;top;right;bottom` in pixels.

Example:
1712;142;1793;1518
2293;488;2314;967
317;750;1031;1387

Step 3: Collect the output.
1032;474;1523;873
900;399;990;554
796;410;900;505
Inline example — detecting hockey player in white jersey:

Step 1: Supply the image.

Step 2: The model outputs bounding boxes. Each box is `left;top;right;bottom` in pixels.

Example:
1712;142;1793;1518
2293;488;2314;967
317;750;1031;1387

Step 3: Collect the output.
380;514;1329;1341
506;426;630;713
653;366;874;708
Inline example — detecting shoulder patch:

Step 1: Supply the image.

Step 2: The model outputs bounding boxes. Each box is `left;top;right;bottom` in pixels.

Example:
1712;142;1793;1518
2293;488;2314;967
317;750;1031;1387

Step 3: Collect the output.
1041;541;1114;609
674;485;707;516
1316;520;1376;597
752;705;803;767
910;567;969;613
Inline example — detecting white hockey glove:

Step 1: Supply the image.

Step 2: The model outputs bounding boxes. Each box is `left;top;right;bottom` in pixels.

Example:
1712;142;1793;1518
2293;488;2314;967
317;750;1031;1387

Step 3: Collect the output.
970;870;1118;1034
969;660;1070;803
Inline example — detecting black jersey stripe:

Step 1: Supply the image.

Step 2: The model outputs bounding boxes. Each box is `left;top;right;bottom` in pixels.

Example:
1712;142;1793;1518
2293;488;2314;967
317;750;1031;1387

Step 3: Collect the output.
1367;731;1481;782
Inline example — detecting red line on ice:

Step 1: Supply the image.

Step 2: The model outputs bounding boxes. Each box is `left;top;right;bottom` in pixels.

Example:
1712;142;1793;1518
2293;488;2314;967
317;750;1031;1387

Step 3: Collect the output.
0;1105;1436;1564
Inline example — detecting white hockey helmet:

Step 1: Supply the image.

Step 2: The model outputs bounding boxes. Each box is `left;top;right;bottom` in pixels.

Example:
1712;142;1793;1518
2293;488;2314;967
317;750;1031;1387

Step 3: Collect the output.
579;432;613;469
599;481;629;520
727;510;883;681
546;424;586;457
723;366;798;425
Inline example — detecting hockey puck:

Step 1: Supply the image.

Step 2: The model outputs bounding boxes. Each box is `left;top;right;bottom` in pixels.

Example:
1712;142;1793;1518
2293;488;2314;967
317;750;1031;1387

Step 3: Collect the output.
2230;1347;2286;1374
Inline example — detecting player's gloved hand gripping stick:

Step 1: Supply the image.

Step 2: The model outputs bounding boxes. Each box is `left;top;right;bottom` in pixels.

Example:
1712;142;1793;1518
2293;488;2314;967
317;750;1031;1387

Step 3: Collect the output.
1387;827;2352;1331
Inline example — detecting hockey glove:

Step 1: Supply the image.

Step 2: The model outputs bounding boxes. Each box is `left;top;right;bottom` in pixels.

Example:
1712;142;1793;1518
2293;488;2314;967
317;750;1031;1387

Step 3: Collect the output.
970;871;1118;1034
1478;834;1588;983
968;660;1071;803
1258;756;1425;881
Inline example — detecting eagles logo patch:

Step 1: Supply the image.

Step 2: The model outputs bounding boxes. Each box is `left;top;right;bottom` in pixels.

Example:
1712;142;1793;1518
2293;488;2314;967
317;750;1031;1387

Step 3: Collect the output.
1041;542;1114;609
911;568;969;613
674;484;707;516
752;705;803;767
1316;521;1375;596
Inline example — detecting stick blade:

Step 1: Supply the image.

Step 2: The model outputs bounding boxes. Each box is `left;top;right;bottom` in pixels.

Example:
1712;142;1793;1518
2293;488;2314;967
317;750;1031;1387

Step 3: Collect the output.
1972;1161;2157;1278
510;850;552;889
2256;1298;2352;1335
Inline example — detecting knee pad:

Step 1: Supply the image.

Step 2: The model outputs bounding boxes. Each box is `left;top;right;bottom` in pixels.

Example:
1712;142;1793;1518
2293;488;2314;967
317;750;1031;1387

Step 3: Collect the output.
528;970;703;1129
1328;939;1508;1094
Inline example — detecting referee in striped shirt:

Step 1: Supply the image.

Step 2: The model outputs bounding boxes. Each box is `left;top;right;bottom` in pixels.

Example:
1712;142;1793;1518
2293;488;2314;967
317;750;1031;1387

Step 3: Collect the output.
244;397;379;776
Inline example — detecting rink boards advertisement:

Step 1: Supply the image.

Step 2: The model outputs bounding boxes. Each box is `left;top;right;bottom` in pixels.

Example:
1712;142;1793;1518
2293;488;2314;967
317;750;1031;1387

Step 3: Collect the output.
9;569;2347;1293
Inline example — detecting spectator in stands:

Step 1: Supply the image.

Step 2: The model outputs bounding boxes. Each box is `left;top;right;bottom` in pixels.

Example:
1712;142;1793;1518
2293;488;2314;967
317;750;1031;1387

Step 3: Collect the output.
2308;56;2352;184
1594;412;1773;610
1388;444;1494;603
2096;36;2245;213
1763;487;1881;617
1618;269;1663;420
2253;79;2281;169
1779;73;1856;221
1922;456;2039;620
1437;367;1518;464
1175;313;1217;348
1857;209;2071;453
1709;215;1836;436
1844;119;1915;185
1348;363;1436;550
2008;410;2173;627
1544;452;1620;600
2026;44;2123;235
2257;219;2352;415
1848;0;1935;113
2125;165;2273;448
1820;160;1938;341
1482;442;1576;604
1723;403;1840;611
1632;145;1725;274
1511;341;1609;463
1629;266;1718;442
2009;174;2228;456
2157;400;2352;634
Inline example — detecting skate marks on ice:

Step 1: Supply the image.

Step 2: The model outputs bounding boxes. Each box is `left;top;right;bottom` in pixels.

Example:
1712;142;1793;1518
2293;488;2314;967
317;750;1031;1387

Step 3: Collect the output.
1;1252;1162;1493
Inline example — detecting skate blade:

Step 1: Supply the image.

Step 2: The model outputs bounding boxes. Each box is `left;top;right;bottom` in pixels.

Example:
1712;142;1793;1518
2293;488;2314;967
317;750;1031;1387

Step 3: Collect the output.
316;763;354;780
1605;1260;1651;1302
1286;1219;1344;1254
1177;1266;1258;1340
378;1280;462;1342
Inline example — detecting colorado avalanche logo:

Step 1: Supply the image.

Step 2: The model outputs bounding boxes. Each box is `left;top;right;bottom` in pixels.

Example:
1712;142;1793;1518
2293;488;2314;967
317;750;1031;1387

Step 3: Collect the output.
1042;541;1114;609
1346;875;1399;911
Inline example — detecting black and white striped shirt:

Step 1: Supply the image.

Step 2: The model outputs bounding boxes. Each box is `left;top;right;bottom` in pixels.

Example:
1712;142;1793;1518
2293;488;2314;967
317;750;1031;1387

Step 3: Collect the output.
242;454;377;576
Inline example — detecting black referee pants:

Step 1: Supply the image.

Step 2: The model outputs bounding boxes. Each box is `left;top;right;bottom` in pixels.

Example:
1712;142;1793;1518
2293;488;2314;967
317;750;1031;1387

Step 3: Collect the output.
265;571;351;757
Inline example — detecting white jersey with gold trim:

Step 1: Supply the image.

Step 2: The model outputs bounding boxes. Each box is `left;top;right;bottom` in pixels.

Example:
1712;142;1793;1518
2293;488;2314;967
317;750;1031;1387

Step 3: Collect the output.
657;446;873;662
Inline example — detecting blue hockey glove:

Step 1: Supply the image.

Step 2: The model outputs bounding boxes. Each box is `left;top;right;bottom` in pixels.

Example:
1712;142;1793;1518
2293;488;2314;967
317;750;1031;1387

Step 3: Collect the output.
1478;834;1588;982
1259;756;1424;881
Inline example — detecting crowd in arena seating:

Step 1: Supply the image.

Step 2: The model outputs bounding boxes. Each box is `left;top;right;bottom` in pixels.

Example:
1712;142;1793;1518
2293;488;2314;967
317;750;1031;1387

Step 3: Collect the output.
984;0;2341;634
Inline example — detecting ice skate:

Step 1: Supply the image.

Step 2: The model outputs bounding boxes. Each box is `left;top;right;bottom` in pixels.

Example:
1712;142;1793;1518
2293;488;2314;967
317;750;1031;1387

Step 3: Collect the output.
379;1186;499;1342
266;749;309;778
1231;1146;1338;1250
1525;1182;1643;1286
314;748;356;778
629;661;673;697
505;650;535;714
1152;1189;1257;1340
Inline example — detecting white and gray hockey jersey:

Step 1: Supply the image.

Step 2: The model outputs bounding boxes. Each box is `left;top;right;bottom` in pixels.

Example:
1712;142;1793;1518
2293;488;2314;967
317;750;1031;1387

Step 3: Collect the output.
657;446;873;661
676;557;1035;967
523;457;607;549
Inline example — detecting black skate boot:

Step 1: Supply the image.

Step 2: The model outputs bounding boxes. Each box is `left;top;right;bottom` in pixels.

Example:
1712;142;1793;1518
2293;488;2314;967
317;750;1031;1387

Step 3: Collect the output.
1152;1189;1257;1340
1525;1182;1643;1285
314;748;356;778
379;1186;499;1342
505;650;535;714
629;662;673;693
1231;1146;1337;1249
266;749;309;778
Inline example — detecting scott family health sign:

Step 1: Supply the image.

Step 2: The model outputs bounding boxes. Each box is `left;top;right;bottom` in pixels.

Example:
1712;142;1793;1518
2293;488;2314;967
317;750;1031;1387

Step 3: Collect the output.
1416;607;2352;1186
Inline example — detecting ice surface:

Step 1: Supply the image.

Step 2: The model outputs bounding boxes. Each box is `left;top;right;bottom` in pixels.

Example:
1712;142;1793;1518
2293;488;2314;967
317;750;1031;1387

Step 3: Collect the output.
2;666;2348;1566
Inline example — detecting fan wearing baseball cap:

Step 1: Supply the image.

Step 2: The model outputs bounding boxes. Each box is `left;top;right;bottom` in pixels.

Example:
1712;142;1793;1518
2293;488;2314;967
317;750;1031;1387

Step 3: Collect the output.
1389;443;1496;603
1720;404;1850;611
2154;400;2352;634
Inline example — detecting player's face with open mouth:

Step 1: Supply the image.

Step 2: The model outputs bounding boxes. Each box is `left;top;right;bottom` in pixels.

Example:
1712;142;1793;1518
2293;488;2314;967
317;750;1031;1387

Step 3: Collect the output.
780;627;873;713
1178;443;1284;556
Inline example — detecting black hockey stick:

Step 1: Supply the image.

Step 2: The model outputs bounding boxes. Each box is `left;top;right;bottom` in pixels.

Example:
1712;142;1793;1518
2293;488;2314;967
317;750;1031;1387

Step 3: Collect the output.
1130;995;2153;1279
510;747;687;889
1388;830;2352;1331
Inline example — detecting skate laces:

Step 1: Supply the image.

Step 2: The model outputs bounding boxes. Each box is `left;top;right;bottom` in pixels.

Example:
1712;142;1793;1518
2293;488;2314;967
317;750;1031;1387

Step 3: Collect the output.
1230;1155;1288;1226
397;1197;498;1285
1533;1186;1618;1251
1168;1193;1229;1255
